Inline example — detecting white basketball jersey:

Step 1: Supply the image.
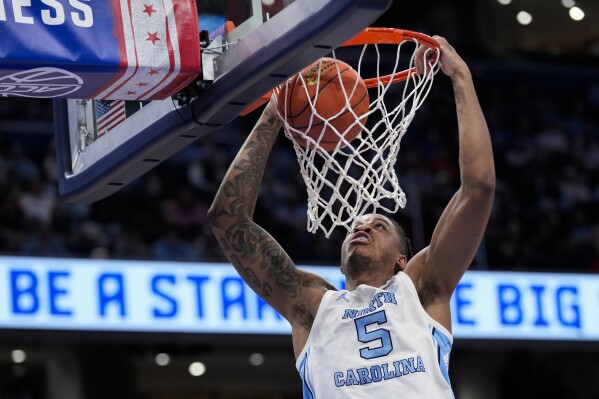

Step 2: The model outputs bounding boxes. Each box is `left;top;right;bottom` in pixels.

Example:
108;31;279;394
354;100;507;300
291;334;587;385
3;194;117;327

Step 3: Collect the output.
296;272;454;398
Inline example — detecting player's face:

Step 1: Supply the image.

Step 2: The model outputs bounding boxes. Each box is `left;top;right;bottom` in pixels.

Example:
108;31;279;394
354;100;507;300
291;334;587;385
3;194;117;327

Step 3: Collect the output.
340;214;404;273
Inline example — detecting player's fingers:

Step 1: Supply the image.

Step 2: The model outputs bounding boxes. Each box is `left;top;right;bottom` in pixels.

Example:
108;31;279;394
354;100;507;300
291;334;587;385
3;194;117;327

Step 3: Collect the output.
432;36;451;72
424;48;436;69
414;44;426;75
433;35;456;55
433;35;447;47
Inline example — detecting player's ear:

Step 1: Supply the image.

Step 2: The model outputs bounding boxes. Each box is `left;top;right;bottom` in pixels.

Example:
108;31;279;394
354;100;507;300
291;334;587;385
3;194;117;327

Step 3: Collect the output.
339;265;345;276
395;255;407;273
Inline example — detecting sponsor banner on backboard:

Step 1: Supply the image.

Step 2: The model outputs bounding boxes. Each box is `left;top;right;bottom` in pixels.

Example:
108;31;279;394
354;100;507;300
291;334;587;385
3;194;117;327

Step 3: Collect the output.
0;256;597;340
0;0;200;100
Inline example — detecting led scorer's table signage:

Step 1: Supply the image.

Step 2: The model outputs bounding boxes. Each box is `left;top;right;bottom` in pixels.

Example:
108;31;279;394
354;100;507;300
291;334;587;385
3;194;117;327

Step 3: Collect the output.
0;257;597;340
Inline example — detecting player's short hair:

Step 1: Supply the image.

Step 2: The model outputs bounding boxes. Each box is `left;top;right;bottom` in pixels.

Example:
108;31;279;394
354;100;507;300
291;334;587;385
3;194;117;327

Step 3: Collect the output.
386;217;414;261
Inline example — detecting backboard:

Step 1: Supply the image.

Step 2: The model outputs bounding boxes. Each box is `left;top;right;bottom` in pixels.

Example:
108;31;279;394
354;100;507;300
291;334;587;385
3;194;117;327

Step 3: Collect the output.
54;0;394;203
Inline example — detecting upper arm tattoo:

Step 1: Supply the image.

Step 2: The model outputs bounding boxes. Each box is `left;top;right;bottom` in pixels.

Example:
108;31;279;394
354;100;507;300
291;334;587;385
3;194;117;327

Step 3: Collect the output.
225;220;301;298
230;254;273;301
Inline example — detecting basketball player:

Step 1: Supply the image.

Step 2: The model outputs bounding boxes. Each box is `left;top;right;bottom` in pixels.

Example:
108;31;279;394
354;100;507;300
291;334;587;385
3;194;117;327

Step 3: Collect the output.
208;36;494;397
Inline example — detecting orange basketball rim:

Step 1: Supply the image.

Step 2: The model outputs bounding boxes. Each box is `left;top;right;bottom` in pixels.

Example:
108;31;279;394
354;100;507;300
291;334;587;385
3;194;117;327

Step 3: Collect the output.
240;28;441;116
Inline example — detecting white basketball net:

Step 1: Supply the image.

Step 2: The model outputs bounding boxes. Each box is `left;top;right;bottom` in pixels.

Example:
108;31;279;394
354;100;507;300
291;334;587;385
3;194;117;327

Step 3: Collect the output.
276;39;440;237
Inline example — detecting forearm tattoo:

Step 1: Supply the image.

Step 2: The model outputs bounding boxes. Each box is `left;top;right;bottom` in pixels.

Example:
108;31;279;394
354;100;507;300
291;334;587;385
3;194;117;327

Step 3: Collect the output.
212;114;302;303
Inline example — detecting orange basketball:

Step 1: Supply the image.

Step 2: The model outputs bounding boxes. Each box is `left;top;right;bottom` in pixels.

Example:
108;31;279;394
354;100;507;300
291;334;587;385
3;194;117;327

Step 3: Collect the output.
277;58;369;152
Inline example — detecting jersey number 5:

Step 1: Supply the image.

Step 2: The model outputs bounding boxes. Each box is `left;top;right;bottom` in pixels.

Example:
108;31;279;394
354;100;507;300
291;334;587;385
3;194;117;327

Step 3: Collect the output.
354;310;393;359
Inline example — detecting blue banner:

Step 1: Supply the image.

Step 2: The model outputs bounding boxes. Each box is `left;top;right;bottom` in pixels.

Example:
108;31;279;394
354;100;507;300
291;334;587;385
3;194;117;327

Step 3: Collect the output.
0;256;598;340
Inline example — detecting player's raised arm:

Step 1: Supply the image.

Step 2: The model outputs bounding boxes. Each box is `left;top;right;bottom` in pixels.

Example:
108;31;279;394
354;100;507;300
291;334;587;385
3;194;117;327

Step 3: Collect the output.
207;99;334;330
407;37;495;310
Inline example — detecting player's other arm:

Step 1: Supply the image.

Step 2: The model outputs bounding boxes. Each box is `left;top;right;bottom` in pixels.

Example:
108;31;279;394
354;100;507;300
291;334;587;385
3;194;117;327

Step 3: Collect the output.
208;101;334;326
407;37;495;309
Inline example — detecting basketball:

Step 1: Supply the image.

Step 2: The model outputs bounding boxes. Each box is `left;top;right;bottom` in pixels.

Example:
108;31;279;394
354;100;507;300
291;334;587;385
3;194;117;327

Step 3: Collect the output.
277;57;370;152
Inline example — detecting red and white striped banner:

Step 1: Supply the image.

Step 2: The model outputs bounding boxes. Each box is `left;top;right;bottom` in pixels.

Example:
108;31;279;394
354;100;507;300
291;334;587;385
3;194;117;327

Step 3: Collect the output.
0;0;200;101
95;0;200;100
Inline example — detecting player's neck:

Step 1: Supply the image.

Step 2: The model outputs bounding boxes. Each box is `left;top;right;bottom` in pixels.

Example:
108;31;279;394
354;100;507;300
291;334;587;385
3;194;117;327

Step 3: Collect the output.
346;271;393;291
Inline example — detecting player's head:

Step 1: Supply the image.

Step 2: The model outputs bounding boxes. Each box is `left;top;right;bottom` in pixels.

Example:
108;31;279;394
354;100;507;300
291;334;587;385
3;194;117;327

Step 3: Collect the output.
340;213;413;278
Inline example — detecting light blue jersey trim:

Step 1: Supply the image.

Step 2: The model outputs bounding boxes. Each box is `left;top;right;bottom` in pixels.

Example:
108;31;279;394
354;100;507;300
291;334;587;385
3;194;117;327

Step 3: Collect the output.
430;324;453;391
298;348;316;399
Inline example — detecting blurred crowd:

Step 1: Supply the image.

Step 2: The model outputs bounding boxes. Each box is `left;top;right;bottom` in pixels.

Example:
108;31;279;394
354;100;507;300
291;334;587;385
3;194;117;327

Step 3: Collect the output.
0;62;597;273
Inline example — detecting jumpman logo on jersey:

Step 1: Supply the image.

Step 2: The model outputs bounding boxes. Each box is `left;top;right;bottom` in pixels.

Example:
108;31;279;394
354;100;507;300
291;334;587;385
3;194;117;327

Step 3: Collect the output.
336;292;350;302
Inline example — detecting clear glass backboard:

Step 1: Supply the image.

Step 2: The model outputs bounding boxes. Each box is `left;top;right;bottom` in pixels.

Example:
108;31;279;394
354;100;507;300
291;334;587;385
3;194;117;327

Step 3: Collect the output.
54;0;394;202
